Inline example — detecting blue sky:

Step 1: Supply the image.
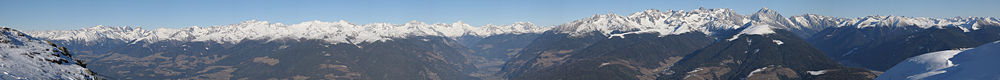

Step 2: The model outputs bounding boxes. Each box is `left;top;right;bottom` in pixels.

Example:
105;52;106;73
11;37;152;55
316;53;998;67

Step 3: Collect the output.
2;0;999;30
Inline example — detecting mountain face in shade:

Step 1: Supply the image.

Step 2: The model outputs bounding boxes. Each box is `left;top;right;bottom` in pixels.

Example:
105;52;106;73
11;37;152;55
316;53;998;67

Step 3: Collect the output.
0;27;95;79
500;8;749;80
877;41;1000;80
658;24;878;80
500;8;876;80
499;31;716;80
808;24;1000;71
41;36;482;80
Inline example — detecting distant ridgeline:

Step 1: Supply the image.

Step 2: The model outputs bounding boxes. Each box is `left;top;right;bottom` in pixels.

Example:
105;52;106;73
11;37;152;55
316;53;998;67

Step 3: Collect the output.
20;8;1000;80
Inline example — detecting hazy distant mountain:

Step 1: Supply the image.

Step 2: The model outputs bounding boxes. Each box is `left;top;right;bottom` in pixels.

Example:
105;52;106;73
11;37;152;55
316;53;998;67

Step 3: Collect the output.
26;21;549;79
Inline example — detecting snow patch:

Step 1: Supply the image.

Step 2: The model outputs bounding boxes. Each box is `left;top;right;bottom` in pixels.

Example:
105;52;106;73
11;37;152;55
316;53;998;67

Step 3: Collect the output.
278;45;290;49
772;39;784;45
739;24;776;35
747;66;770;78
727;24;775;41
727;34;742;41
688;68;704;74
806;70;827;75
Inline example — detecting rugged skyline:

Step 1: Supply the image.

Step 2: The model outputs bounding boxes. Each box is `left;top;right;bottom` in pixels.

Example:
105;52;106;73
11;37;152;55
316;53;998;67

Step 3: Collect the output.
3;0;1000;30
3;6;1000;79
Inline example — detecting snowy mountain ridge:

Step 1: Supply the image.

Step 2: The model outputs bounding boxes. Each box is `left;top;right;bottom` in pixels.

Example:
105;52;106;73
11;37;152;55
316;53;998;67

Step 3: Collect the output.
555;8;749;37
554;8;1000;38
25;8;1000;44
27;20;550;44
848;15;1000;32
0;27;94;79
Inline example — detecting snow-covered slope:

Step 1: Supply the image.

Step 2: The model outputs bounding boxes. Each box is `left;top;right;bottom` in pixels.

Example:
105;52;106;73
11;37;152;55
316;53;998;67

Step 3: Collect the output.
726;23;777;41
0;27;94;79
877;41;1000;80
27;20;550;44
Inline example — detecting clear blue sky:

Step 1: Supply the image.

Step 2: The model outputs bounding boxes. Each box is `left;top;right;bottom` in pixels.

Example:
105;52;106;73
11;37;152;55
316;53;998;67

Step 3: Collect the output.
2;0;998;30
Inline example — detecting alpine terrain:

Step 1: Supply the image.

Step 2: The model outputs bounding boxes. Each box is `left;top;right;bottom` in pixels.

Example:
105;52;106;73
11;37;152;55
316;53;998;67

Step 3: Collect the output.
877;41;1000;80
8;7;999;80
0;27;95;79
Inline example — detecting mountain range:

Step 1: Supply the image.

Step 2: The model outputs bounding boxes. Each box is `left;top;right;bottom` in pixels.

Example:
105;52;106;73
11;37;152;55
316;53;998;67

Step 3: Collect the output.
9;8;1000;80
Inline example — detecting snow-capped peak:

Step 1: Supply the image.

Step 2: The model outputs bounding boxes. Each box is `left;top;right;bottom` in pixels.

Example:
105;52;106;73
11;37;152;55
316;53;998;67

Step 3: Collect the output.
748;8;804;31
788;14;854;29
749;8;783;23
555;7;998;40
555;8;749;38
752;7;779;18
847;15;1000;32
27;20;551;44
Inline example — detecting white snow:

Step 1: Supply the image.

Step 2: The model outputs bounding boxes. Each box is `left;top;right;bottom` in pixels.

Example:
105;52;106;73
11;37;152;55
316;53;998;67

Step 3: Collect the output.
727;24;776;41
599;62;611;67
849;16;999;32
747;66;770;78
878;41;1000;80
555;8;748;38
608;34;626;39
806;70;827;75
27;20;551;44
0;27;94;79
740;24;776;35
554;8;998;40
876;49;966;80
772;39;784;45
727;34;742;41
27;8;999;44
687;68;704;74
